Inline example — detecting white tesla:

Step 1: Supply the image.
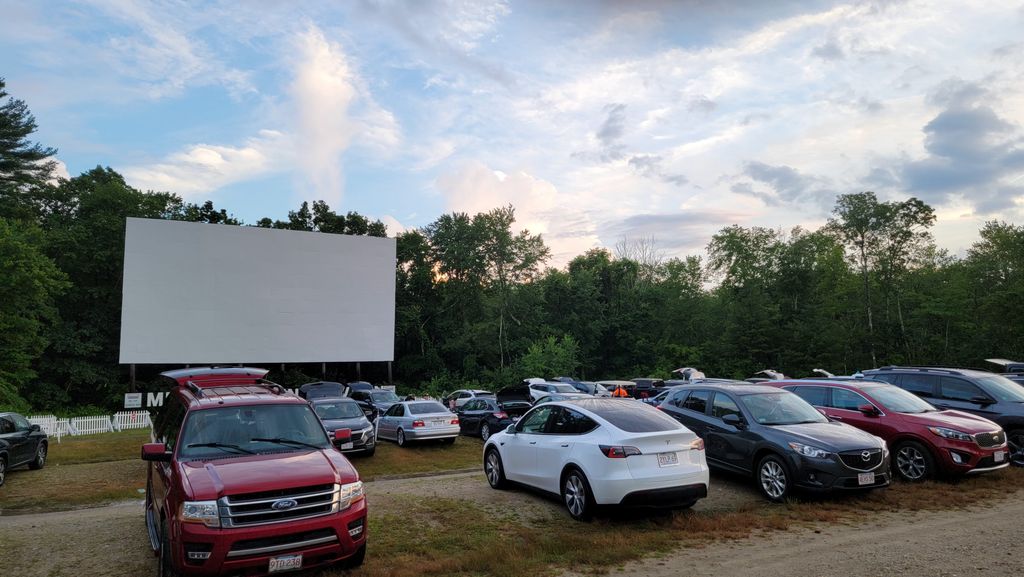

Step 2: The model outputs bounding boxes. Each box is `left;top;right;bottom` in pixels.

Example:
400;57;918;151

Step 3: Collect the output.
482;398;709;520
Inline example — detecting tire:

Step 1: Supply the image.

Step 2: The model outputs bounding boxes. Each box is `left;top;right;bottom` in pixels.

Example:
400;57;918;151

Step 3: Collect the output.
158;518;178;577
561;467;594;521
339;543;366;569
893;440;934;482
29;442;47;470
756;454;791;502
484;448;507;489
0;456;6;488
362;445;376;457
480;422;491;441
1007;429;1024;467
396;428;407;447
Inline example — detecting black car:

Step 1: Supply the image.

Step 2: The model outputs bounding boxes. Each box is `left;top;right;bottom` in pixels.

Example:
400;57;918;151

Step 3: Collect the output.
456;397;532;441
0;412;49;487
861;366;1024;466
658;384;890;501
631;378;665;399
309;398;377;456
349;388;403;416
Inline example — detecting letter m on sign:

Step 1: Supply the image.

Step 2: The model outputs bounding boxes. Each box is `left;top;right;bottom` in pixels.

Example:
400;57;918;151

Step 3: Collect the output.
147;392;166;407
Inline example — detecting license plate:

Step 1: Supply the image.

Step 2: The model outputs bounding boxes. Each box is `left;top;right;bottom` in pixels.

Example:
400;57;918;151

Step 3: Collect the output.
994;450;1005;462
341;442;354;450
432;419;446;426
269;554;302;573
657;452;679;467
857;472;874;486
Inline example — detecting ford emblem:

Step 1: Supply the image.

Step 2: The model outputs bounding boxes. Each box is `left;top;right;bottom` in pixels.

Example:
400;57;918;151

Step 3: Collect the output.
271;498;298;511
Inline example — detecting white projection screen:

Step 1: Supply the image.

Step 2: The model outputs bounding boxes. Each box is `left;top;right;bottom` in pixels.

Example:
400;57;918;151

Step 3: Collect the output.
119;218;396;364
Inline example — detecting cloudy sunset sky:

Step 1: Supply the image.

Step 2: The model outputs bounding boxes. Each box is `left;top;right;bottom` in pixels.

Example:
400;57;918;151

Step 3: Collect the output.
2;0;1023;264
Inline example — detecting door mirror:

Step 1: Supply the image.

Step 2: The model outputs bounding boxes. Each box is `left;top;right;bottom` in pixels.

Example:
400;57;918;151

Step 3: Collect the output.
30;423;41;433
141;443;172;462
858;404;881;417
722;414;745;428
505;424;517;435
334;428;352;442
970;396;994;406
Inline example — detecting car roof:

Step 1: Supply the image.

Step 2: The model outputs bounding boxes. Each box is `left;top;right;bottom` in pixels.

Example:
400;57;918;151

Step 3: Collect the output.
179;384;308;409
674;383;785;395
161;366;269;383
310;396;356;404
596;380;634;386
470;389;494;394
775;379;891;390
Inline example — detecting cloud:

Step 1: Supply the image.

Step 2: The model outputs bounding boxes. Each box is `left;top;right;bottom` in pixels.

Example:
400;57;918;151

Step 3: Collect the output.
600;211;745;251
812;38;845;60
627;155;688;186
730;161;835;208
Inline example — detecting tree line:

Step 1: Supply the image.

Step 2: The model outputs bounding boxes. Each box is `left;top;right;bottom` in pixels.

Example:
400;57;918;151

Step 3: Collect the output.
1;78;1022;413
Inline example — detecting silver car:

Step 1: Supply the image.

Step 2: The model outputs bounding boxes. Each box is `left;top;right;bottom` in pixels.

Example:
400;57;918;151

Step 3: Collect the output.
375;401;460;447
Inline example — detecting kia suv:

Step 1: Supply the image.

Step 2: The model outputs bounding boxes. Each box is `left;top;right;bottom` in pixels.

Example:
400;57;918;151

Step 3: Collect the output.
658;384;890;501
862;366;1024;467
143;367;367;576
772;380;1008;480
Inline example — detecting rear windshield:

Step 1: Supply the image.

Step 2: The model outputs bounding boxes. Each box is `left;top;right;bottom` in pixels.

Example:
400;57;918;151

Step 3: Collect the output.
552;384;578;394
587;402;683;432
408;402;448;415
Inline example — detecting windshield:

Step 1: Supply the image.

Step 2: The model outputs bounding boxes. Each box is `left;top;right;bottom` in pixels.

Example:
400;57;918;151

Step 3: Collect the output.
867;386;935;413
976;375;1024;401
408;401;449;415
179;405;329;459
371;390;401;403
552;384;578;394
313;401;364;420
743;393;827;426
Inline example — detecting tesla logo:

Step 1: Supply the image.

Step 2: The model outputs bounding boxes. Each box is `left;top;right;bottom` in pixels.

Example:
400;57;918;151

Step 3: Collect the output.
271;499;298;511
861;451;872;461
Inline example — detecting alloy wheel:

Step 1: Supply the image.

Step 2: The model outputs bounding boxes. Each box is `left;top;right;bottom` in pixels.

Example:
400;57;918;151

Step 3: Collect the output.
37;445;46;467
481;423;491;441
760;460;787;499
564;474;586;517
485;452;500;486
397;429;406;446
0;459;6;486
896;446;927;480
1008;432;1024;467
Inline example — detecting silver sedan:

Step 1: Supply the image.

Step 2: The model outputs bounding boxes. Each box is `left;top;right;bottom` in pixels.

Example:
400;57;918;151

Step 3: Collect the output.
375;401;460;447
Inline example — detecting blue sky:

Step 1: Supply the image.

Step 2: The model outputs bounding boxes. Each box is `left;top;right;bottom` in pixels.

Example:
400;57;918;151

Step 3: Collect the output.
2;0;1023;264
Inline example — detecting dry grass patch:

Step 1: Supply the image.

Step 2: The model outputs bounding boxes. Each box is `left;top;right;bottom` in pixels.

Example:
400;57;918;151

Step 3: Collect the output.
48;429;151;465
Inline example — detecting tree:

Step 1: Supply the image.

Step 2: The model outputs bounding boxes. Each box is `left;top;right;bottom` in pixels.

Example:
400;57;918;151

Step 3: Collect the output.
519;335;580;378
0;219;68;408
0;78;59;222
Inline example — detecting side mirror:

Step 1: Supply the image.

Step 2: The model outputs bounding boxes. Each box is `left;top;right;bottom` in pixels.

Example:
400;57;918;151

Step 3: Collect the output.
505;424;517;435
141;443;171;462
970;396;994;406
30;423;41;433
334;428;352;443
722;414;745;428
858;404;881;417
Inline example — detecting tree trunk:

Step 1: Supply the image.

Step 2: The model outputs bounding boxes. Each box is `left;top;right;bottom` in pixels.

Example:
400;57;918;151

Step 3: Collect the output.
860;242;876;367
896;288;910;363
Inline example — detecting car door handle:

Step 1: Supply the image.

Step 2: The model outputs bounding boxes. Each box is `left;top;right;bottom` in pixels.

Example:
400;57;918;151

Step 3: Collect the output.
529;441;537;445
560;443;569;447
830;415;843;420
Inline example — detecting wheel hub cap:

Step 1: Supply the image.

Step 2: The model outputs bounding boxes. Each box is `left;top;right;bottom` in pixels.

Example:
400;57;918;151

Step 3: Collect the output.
760;462;786;498
897;447;926;479
566;476;585;516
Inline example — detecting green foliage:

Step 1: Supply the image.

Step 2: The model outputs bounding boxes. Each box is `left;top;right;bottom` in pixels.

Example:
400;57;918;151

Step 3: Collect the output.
519;335;581;378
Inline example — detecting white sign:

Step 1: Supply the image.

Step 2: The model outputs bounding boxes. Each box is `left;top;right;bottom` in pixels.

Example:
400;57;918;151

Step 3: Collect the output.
124;393;143;409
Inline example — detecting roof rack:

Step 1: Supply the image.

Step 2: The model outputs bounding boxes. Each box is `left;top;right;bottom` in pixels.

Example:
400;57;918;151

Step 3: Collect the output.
255;379;285;395
185;380;204;398
873;366;963;375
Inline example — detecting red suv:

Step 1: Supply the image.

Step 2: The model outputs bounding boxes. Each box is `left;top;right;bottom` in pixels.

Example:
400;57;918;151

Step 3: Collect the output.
142;367;367;576
772;379;1008;481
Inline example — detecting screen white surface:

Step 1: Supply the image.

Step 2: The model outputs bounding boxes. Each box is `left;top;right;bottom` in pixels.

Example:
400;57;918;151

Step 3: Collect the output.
119;218;396;364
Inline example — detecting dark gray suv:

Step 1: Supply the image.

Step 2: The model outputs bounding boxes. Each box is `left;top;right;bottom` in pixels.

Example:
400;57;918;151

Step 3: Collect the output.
861;366;1024;466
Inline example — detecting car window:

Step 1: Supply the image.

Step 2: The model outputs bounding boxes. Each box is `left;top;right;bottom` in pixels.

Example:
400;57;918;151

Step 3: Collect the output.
385;404;404;417
897;374;937;396
831;388;870;410
939;377;986;402
351;391;367;402
710;393;741;419
667;390;688;408
518;406;554;433
458;392;472;399
587;402;684;432
0;417;14;434
467;400;483;411
547;407;598;435
786;386;828;407
682;390;710;414
313;401;363;420
974;375;1024;402
371;391;401;403
10;414;31;431
159;400;187;451
408;402;448;415
179;405;329;459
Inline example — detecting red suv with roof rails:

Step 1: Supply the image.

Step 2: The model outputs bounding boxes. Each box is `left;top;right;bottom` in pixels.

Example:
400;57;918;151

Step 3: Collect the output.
772;379;1008;481
142;367;366;576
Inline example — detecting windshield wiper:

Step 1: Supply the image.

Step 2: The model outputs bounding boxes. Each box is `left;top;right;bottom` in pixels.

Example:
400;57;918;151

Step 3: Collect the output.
186;442;254;455
251;437;322;450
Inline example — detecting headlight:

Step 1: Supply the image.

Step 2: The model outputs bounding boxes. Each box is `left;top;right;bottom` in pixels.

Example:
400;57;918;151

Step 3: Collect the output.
928;426;973;442
340;481;364;509
182;500;220;527
789;442;832;459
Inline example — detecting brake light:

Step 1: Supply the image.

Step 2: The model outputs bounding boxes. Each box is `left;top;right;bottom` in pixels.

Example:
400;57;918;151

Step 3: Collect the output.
599;445;641;458
412;420;425;428
655;405;664;411
493;411;508;419
689;438;705;451
450;418;459;425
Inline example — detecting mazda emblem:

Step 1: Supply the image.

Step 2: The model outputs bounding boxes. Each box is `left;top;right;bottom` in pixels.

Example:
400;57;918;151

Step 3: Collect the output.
271;498;298;511
861;451;871;461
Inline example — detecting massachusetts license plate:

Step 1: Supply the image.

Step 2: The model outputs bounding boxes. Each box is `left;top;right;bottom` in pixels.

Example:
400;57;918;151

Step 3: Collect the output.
994;450;1005;462
857;472;874;485
269;554;302;573
657;452;679;467
341;442;354;450
432;419;446;426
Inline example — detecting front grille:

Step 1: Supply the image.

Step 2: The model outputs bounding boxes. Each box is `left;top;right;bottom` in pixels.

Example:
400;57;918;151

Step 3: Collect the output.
219;484;339;527
228;528;337;558
974;431;1005;448
838;449;884;471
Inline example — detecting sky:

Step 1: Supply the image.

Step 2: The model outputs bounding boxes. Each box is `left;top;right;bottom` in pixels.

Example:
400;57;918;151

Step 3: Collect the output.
2;0;1023;266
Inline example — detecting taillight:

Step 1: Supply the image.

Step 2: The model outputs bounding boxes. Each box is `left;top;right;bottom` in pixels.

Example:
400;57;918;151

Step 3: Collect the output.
450;418;459;425
599;445;642;458
689;438;705;451
655;405;664;411
493;411;508;419
412;420;425;428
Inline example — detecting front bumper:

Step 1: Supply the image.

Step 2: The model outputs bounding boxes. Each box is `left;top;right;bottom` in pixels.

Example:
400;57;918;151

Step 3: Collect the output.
173;499;367;576
931;438;1010;475
789;453;892;491
330;428;376;453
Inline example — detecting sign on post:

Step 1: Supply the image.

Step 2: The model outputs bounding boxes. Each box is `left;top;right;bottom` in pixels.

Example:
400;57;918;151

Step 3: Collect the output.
124;392;143;409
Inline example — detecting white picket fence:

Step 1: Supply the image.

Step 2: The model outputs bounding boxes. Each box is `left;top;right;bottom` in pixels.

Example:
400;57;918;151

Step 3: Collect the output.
29;410;151;443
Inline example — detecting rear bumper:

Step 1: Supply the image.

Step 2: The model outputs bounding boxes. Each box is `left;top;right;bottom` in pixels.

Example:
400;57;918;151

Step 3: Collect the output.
589;461;710;505
172;499;366;576
618;483;708;507
405;424;460;440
